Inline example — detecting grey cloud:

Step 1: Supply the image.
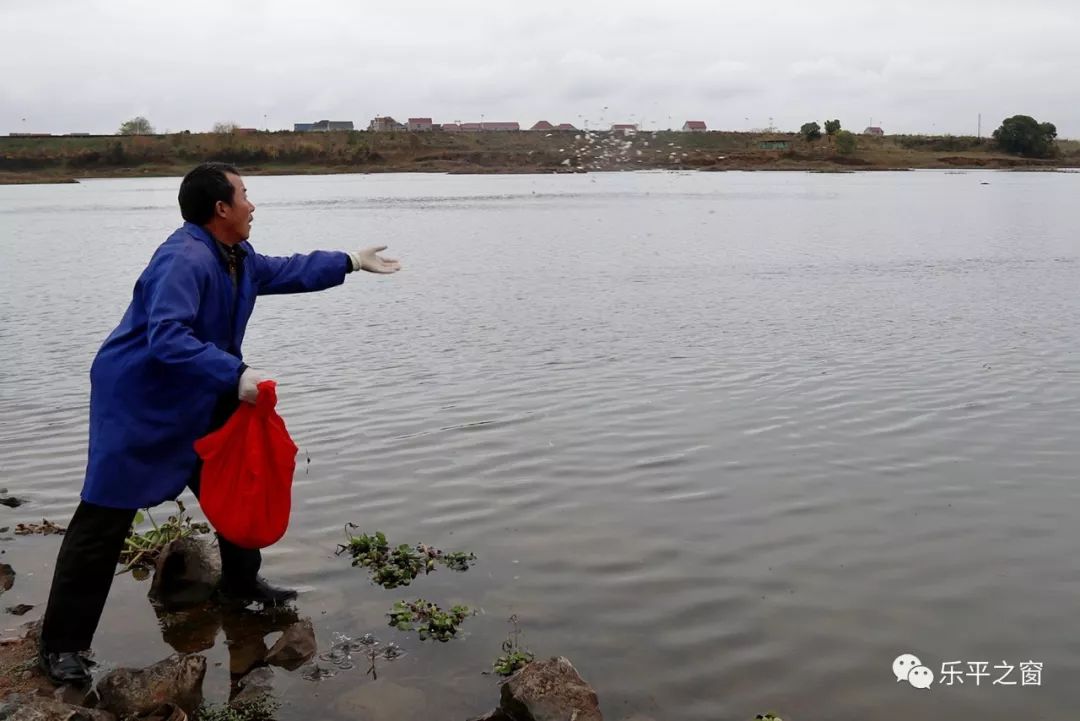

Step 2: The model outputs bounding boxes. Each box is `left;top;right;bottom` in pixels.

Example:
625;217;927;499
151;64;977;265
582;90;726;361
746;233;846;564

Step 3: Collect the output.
1;0;1078;136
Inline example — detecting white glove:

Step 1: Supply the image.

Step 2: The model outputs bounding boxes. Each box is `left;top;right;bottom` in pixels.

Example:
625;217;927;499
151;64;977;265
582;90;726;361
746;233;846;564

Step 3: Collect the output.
238;367;266;405
349;245;402;274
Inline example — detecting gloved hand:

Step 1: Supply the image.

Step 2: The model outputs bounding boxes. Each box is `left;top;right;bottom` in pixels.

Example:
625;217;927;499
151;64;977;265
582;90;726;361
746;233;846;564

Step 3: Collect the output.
238;367;267;405
349;245;402;274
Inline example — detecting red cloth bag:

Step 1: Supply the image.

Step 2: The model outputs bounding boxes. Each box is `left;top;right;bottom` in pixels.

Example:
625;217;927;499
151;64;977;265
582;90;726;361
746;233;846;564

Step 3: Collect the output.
193;380;297;549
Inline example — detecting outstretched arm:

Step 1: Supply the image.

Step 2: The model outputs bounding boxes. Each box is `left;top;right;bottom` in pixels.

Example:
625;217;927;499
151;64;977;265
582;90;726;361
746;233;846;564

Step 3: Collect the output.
252;246;400;295
251;250;351;295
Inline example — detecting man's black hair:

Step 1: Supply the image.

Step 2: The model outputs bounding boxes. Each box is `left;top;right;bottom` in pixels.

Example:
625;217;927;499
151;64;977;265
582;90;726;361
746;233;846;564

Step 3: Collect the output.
178;162;241;224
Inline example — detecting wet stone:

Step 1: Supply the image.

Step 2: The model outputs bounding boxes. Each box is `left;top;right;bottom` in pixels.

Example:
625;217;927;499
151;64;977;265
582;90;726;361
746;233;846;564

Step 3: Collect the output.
0;563;14;594
96;653;207;717
265;618;316;671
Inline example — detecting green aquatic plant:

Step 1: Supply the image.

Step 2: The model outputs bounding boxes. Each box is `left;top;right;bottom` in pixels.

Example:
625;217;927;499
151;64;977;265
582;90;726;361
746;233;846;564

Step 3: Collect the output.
388;598;472;641
337;526;475;588
438;549;478;571
196;697;279;721
492;614;534;677
340;529;424;588
118;500;210;574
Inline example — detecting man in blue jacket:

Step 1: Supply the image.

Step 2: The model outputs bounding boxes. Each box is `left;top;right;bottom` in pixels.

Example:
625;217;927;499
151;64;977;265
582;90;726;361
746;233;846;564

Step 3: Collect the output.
38;162;401;685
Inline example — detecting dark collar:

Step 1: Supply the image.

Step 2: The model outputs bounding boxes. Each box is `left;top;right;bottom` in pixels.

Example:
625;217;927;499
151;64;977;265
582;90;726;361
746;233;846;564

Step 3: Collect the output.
184;222;248;266
215;238;249;261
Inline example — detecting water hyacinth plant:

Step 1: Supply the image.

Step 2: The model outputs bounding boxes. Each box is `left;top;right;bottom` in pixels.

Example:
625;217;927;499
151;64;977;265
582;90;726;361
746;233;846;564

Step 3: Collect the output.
337;525;476;588
387;599;472;641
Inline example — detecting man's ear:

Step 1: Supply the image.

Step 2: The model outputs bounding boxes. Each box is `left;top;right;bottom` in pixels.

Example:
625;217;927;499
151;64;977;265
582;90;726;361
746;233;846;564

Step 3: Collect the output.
214;200;228;219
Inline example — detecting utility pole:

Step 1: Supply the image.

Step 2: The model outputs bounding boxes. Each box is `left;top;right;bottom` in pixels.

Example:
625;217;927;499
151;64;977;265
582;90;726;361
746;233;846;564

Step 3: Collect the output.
978;113;982;139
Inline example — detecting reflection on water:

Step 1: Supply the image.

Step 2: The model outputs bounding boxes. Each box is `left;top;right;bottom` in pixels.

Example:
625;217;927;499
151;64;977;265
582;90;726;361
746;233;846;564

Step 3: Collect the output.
154;601;299;680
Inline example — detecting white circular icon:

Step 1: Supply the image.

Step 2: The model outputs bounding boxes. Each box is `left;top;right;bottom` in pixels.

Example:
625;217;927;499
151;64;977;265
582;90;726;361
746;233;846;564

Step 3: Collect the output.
892;653;922;682
907;665;934;689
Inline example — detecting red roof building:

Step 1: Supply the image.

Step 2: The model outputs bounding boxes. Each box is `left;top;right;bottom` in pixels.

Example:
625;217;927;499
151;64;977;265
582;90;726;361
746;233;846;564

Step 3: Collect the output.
682;120;707;132
556;123;577;131
530;120;555;131
407;117;434;131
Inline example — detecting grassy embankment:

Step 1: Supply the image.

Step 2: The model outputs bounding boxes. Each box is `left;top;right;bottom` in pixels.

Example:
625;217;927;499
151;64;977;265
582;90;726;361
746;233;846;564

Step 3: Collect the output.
2;130;1078;184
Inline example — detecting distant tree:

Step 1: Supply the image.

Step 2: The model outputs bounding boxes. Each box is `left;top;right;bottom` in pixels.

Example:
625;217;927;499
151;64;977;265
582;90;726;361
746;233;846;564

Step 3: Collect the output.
212;121;239;134
824;119;842;137
118;116;154;135
835;130;857;155
800;122;822;142
992;115;1057;158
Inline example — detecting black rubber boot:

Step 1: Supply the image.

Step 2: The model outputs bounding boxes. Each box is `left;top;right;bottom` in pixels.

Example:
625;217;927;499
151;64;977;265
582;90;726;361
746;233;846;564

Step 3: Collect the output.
220;575;297;606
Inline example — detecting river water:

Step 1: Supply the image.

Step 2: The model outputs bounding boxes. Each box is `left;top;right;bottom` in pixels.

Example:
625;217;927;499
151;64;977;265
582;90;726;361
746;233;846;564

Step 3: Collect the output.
1;170;1079;720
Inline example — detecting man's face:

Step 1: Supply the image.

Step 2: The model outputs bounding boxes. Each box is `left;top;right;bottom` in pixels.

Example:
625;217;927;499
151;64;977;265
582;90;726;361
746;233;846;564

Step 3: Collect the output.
215;173;255;241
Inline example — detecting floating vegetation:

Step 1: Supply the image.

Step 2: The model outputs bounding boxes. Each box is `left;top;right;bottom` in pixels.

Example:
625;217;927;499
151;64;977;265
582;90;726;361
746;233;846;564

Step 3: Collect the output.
336;526;475;589
388;599;472;642
14;519;65;536
491;614;534;677
433;548;478;572
118;501;210;574
340;531;423;588
196;697;279;721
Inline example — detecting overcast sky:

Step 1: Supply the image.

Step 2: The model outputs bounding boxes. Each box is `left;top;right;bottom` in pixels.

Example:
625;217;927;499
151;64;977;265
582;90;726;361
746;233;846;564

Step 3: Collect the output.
2;0;1078;137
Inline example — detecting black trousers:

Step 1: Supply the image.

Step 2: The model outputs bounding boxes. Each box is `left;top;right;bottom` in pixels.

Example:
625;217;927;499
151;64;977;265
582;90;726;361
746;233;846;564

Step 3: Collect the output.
41;398;262;654
40;498;262;653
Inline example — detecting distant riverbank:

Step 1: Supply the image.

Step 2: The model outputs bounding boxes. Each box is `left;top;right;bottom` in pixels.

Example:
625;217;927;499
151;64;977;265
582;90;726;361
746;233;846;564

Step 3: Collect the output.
2;129;1077;184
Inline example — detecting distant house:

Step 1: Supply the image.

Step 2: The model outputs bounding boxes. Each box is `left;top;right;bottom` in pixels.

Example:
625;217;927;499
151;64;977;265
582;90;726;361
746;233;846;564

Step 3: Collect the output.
369;116;405;132
758;138;790;151
441;123;461;132
530;120;555;131
295;120;353;132
611;123;638;135
863;126;885;136
482;122;520;132
317;120;354;131
407;117;434;131
682;120;707;132
556;123;577;131
235;128;258;135
460;122;482;132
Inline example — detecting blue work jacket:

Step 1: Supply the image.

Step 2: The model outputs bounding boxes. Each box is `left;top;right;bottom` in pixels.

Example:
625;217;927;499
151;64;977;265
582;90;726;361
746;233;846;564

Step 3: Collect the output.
81;222;350;509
